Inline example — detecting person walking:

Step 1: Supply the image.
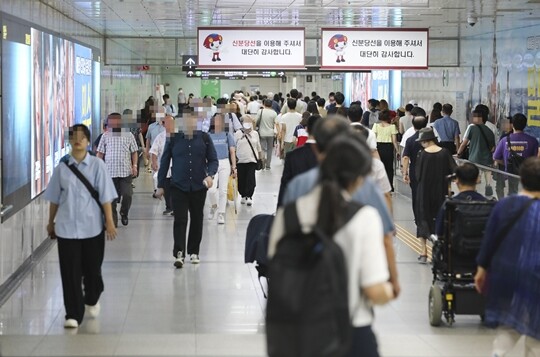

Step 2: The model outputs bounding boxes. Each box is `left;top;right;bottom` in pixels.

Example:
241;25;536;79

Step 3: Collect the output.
44;124;117;328
493;113;539;197
457;109;496;196
235;115;262;206
255;99;278;170
372;110;400;192
475;157;540;357
432;103;460;154
206;113;237;224
96;113;139;226
415;127;457;263
156;113;218;268
269;133;394;357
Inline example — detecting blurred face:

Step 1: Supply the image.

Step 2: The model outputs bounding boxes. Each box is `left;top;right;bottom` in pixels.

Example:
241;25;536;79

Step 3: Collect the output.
213;114;225;133
69;129;88;150
472;114;483;124
108;116;121;130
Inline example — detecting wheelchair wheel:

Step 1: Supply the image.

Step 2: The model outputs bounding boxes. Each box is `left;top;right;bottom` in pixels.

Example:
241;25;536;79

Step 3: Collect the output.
429;285;443;326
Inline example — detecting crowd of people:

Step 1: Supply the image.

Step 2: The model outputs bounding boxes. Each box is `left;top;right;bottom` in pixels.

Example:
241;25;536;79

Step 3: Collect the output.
43;88;540;357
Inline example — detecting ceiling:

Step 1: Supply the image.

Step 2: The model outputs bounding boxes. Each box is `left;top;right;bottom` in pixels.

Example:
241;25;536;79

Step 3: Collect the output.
37;0;540;65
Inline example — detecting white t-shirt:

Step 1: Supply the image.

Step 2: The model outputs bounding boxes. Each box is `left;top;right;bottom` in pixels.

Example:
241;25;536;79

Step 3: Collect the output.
399;114;413;133
280;111;302;143
269;186;389;327
148;131;171;177
400;126;440;147
371;159;392;193
247;101;262;114
350;122;377;151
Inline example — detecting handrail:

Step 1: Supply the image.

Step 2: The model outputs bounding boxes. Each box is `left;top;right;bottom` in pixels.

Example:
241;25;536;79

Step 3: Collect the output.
454;158;520;179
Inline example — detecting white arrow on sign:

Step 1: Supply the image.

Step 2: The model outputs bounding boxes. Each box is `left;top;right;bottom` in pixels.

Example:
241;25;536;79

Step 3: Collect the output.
187;71;194;76
278;71;285;76
186;58;196;65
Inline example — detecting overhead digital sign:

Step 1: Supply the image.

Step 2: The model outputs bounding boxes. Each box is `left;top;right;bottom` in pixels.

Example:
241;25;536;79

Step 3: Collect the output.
197;27;305;69
321;28;429;70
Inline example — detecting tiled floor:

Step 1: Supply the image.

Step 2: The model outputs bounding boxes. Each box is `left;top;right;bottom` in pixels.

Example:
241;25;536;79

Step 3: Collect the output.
0;161;525;356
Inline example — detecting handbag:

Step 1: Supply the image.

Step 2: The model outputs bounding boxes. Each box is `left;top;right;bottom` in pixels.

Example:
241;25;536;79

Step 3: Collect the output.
244;134;263;171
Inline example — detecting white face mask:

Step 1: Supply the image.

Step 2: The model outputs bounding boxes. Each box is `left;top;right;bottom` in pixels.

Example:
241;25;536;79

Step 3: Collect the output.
243;123;252;130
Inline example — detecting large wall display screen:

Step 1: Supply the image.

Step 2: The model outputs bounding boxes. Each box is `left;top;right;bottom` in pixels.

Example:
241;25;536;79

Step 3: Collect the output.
1;13;100;222
321;28;429;70
197;27;305;69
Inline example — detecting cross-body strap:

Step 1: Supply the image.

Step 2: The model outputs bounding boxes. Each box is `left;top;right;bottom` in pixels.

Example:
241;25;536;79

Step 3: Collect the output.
477;124;492;151
506;133;518;155
63;161;104;216
244;134;258;161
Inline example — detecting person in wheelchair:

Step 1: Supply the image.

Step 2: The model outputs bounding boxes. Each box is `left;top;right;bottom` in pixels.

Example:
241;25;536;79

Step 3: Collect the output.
434;162;488;237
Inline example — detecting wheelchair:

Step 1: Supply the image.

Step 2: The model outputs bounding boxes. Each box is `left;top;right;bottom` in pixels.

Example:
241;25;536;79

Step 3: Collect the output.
428;199;496;326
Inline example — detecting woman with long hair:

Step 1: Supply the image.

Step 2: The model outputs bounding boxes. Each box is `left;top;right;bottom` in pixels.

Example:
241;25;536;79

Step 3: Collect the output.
269;132;394;357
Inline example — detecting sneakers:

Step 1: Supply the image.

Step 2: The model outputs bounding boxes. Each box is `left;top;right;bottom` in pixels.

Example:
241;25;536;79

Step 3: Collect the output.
163;209;173;216
209;205;218;219
64;319;78;328
265;166;271;170
190;254;200;264
85;302;100;318
246;198;253;206
417;255;428;264
121;214;129;226
217;213;225;225
240;197;246;205
174;251;184;268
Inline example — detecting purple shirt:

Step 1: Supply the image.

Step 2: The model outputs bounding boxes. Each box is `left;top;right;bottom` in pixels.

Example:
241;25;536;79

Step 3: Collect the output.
493;132;539;171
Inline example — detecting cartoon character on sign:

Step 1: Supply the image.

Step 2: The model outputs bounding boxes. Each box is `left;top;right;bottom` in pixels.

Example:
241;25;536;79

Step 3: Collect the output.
203;33;223;62
328;34;347;63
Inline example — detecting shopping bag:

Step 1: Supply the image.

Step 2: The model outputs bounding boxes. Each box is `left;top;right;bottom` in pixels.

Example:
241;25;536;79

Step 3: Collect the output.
227;176;237;201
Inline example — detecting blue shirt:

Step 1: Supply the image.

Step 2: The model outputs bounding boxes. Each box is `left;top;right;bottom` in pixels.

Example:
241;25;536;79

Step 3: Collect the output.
147;122;165;146
283;167;395;235
43;154;118;239
209;131;236;160
433;116;460;142
158;131;219;192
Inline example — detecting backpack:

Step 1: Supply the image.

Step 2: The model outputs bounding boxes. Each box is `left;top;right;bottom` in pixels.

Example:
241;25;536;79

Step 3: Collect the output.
506;135;526;174
368;110;379;129
266;201;361;357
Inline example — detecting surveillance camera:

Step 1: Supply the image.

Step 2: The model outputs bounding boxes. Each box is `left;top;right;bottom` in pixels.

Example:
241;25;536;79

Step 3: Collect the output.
467;13;477;26
165;66;170;70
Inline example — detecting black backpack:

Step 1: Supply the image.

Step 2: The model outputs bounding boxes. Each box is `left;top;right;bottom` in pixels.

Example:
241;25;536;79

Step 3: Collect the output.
266;201;361;357
506;134;526;174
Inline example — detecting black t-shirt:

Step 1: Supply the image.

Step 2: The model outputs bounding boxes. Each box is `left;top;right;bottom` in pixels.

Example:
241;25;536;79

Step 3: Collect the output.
402;131;422;181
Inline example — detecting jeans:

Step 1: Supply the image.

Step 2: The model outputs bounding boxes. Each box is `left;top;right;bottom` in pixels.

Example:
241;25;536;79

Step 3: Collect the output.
171;187;207;257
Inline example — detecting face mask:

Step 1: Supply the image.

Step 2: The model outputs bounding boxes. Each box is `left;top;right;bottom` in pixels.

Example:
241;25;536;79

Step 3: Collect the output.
243;123;252;130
